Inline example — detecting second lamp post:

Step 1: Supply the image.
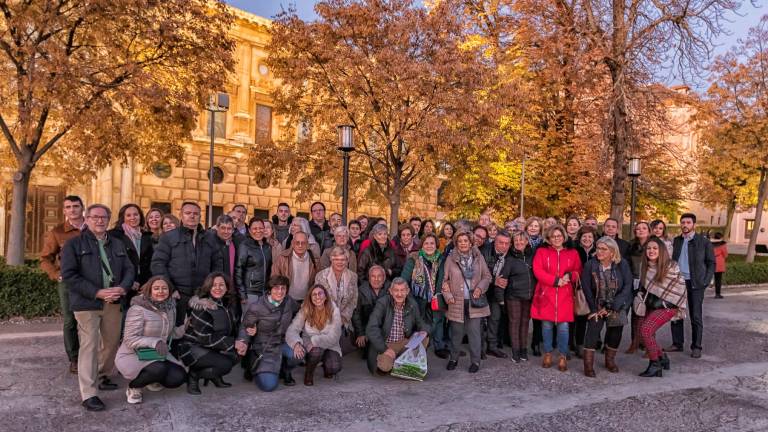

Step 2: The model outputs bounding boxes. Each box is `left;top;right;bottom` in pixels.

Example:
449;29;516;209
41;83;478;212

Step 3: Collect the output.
628;156;642;238
337;125;354;224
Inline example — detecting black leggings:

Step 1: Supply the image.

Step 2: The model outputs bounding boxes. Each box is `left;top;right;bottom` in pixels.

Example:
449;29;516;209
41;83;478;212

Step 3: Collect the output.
129;361;186;389
190;352;237;378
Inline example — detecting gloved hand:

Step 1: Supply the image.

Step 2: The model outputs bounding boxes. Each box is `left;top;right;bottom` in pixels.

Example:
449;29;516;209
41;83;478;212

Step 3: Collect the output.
155;340;169;356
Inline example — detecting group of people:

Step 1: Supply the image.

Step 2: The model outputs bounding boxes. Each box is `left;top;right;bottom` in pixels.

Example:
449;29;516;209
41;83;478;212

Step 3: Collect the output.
40;196;719;412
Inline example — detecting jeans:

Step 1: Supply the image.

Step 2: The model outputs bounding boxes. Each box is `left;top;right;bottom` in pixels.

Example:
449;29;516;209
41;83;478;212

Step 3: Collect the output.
671;280;705;350
542;321;569;355
254;344;298;392
57;282;79;362
431;309;452;352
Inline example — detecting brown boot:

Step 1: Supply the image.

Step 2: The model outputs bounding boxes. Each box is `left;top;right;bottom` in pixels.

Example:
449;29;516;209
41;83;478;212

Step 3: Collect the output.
558;355;568;372
625;338;639;354
303;363;316;386
605;348;619;373
582;348;596;377
542;352;552;369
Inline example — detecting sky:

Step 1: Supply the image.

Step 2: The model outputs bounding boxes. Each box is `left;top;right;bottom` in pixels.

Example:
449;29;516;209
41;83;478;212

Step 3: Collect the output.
229;0;766;87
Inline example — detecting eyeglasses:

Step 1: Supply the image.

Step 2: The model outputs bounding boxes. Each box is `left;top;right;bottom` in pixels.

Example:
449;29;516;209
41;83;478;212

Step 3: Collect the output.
88;215;109;221
311;291;326;297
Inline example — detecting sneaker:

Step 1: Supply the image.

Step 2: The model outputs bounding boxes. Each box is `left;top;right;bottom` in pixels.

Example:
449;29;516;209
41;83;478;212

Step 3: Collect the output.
126;387;142;404
714;295;724;299
519;349;529;362
145;383;164;392
510;350;520;363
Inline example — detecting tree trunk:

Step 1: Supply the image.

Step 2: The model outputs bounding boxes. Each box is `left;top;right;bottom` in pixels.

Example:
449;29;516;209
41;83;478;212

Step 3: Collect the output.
722;194;736;242
746;169;768;263
608;83;630;225
388;193;401;238
6;165;32;266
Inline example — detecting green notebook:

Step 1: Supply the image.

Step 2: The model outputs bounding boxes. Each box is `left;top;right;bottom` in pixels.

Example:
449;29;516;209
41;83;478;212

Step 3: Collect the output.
136;347;166;361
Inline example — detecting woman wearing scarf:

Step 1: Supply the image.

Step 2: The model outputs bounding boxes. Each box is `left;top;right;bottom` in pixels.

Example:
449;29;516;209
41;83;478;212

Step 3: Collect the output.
401;233;449;358
505;231;535;363
109;204;154;290
235;275;300;391
116;276;186;404
442;231;492;373
579;237;633;377
357;223;397;283
637;237;687;377
525;217;544;251
315;247;359;354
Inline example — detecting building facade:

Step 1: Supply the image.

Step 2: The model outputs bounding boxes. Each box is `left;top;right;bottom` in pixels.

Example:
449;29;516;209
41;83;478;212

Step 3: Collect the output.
0;8;440;256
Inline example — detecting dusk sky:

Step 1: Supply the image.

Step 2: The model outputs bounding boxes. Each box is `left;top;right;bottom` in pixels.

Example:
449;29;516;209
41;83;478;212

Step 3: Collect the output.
228;0;766;87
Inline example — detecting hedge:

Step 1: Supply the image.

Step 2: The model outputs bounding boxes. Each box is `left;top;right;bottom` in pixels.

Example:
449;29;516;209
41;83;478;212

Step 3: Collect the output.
723;261;768;286
0;260;59;319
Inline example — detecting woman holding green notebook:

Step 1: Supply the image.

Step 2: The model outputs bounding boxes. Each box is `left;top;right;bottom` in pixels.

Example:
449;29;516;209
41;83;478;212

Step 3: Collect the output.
116;276;187;404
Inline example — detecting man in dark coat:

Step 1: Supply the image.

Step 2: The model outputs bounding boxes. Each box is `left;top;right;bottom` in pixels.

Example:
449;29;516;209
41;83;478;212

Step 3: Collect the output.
61;204;135;412
151;202;222;325
667;213;715;358
480;229;515;359
602;218;630;260
365;277;430;375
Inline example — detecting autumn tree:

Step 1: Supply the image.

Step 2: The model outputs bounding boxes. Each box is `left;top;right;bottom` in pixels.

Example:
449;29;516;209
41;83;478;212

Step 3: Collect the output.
0;0;235;265
576;0;741;223
259;0;491;231
704;15;768;262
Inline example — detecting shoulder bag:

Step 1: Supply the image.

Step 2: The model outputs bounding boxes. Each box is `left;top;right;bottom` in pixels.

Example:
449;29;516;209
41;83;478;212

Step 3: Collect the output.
458;261;488;309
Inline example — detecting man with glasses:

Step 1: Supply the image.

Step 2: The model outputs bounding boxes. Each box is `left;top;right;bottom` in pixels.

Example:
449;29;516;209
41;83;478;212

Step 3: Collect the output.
151;202;222;325
40;195;86;374
272;231;318;302
61;204;134;411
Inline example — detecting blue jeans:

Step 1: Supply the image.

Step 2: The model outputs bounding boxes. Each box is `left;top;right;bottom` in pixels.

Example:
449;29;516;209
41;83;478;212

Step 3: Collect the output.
542;321;569;355
431;310;452;351
253;344;297;392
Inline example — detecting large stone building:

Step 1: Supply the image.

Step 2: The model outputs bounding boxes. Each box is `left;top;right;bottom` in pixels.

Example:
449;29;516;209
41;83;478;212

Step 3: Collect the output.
0;8;440;256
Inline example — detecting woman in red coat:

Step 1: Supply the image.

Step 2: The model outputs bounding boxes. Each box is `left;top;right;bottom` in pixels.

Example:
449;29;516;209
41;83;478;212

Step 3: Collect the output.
531;224;582;372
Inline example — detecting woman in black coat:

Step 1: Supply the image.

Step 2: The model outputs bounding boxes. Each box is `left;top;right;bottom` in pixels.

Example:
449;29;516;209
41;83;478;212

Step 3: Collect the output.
505;231;535;363
109;204;154;289
235;217;273;303
579;237;633;377
235;275;299;391
179;272;241;395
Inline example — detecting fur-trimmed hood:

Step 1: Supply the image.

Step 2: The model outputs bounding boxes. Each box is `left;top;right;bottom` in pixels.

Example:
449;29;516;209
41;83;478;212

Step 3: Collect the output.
188;295;219;311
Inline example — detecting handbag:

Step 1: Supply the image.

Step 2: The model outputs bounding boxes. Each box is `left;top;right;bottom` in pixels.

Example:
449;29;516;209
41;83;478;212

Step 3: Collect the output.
572;276;590;316
431;293;447;311
633;290;648;317
458;263;488;308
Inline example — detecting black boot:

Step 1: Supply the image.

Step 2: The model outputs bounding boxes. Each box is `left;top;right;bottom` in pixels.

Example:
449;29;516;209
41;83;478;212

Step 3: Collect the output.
531;343;541;357
187;371;201;395
519;349;529;361
660;353;670;370
639;360;663;377
209;375;232;388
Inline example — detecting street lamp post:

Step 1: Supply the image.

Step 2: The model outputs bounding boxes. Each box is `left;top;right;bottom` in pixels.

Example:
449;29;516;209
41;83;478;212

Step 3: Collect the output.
628;157;642;238
206;92;229;227
337;125;355;224
520;153;526;218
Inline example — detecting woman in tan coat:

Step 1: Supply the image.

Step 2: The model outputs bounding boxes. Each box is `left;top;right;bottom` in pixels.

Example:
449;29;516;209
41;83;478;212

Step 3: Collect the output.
442;231;492;373
116;276;186;404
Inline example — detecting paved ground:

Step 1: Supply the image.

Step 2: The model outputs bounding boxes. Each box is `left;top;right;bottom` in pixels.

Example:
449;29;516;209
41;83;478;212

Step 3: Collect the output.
2;286;768;432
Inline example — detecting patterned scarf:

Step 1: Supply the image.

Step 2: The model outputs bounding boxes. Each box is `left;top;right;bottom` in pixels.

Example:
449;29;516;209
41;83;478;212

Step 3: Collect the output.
122;223;143;251
644;262;688;319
